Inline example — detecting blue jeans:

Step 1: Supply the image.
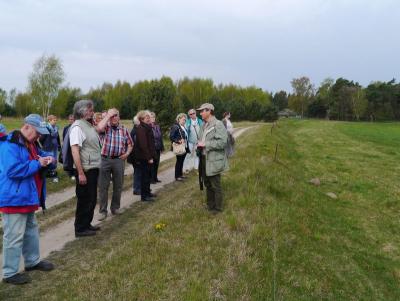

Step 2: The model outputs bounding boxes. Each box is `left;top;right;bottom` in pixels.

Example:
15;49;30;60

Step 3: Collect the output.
2;212;40;278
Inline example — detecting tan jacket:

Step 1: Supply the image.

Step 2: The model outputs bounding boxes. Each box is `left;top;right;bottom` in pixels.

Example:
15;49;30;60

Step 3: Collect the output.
200;116;229;176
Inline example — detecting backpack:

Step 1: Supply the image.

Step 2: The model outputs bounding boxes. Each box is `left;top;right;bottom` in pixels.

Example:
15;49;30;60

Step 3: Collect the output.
61;125;76;172
127;127;137;165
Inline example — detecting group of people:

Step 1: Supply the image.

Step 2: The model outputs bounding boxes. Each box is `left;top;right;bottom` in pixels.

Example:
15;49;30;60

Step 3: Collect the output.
0;100;234;285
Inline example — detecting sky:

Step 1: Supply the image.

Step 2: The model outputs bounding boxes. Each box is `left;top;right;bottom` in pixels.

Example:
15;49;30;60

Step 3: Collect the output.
0;0;399;93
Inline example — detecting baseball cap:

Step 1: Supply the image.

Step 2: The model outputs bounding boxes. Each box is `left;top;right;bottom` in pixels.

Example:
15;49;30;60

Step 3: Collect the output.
24;114;49;135
196;103;214;111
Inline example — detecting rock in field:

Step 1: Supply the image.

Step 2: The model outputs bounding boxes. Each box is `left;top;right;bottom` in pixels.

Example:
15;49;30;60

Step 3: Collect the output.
326;192;338;199
309;178;321;186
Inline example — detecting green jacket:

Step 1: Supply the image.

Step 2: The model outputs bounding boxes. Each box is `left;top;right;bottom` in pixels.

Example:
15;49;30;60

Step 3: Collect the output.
200;116;229;176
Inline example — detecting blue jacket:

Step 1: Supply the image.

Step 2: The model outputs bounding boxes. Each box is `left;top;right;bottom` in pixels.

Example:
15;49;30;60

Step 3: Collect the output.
169;123;189;152
185;117;203;142
39;124;61;152
0;131;52;210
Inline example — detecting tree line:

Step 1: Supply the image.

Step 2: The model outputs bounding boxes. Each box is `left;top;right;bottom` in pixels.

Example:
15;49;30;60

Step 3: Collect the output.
1;55;399;126
0;55;276;130
273;76;400;121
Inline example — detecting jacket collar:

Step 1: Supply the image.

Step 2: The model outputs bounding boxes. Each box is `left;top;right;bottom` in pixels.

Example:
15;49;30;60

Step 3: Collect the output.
7;130;27;146
205;116;217;128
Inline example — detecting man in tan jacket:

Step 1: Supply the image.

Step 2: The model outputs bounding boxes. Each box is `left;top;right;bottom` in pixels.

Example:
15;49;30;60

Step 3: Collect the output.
197;103;228;213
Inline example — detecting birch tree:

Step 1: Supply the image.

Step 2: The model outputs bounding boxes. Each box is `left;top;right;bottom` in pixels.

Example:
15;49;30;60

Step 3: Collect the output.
29;54;65;118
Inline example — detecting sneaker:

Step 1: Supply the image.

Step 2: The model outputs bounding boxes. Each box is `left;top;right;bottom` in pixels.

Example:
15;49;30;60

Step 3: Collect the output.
25;260;54;272
155;179;162;183
111;209;122;215
98;212;107;221
88;224;101;231
2;273;31;285
52;177;59;183
75;230;96;237
133;190;141;195
71;176;76;181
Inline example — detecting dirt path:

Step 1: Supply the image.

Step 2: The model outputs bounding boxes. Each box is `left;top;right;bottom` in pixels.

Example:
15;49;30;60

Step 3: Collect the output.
0;126;255;276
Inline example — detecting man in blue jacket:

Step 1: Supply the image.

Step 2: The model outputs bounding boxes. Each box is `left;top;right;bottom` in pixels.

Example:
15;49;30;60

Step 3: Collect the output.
0;114;55;285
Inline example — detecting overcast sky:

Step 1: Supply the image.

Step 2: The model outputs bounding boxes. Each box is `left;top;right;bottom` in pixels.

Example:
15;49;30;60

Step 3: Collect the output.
0;0;399;93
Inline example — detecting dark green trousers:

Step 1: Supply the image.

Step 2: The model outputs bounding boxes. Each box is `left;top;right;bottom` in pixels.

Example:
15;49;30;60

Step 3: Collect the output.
202;156;223;211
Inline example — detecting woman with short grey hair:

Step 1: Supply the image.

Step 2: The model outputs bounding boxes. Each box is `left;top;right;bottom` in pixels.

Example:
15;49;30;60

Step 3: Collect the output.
169;113;189;181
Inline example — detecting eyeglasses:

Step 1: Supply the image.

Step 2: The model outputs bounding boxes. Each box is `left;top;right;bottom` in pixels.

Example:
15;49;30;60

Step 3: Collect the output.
189;112;196;115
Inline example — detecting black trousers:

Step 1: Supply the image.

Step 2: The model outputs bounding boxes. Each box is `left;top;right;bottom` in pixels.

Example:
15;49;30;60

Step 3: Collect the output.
138;160;152;199
74;168;99;232
175;153;187;179
150;150;161;182
201;156;223;211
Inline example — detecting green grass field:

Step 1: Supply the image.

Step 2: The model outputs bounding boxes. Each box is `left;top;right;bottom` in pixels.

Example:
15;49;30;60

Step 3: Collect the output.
1;120;399;300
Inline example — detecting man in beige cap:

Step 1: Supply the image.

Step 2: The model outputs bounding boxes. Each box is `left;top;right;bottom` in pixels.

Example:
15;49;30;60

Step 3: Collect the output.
196;103;228;213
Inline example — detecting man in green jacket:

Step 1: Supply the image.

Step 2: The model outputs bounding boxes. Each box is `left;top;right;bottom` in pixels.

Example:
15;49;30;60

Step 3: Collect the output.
197;103;228;213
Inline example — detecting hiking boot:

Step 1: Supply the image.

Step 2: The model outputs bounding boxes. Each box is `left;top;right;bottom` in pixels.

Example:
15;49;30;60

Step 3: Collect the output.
133;190;141;195
75;230;96;237
88;224;101;231
2;273;31;285
98;212;107;221
25;260;54;272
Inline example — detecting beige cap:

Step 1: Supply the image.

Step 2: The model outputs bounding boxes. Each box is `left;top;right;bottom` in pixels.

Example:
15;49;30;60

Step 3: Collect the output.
196;103;214;111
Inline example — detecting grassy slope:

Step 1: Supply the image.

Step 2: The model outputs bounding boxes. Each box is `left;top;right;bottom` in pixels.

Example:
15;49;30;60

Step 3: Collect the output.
1;120;400;300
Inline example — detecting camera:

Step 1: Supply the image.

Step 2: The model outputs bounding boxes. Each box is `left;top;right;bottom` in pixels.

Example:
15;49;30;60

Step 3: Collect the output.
196;145;204;157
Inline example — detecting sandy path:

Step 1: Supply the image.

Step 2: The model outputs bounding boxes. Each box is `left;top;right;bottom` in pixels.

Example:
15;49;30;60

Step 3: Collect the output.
0;126;254;276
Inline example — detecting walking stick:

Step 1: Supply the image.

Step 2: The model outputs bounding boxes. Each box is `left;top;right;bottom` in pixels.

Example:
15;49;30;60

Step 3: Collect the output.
198;152;204;191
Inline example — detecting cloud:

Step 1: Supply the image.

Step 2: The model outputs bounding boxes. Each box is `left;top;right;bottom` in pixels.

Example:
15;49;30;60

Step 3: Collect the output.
0;0;399;92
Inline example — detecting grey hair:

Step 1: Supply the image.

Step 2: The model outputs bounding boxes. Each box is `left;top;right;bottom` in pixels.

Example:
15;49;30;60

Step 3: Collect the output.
136;110;151;122
176;113;187;123
133;115;140;125
73;99;94;120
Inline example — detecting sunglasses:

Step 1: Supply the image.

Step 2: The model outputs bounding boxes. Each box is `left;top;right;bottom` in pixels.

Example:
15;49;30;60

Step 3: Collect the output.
189;112;196;115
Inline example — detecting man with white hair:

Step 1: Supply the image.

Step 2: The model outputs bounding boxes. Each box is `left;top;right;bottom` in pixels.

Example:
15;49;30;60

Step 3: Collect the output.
0;114;55;285
97;109;133;221
69;100;117;237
